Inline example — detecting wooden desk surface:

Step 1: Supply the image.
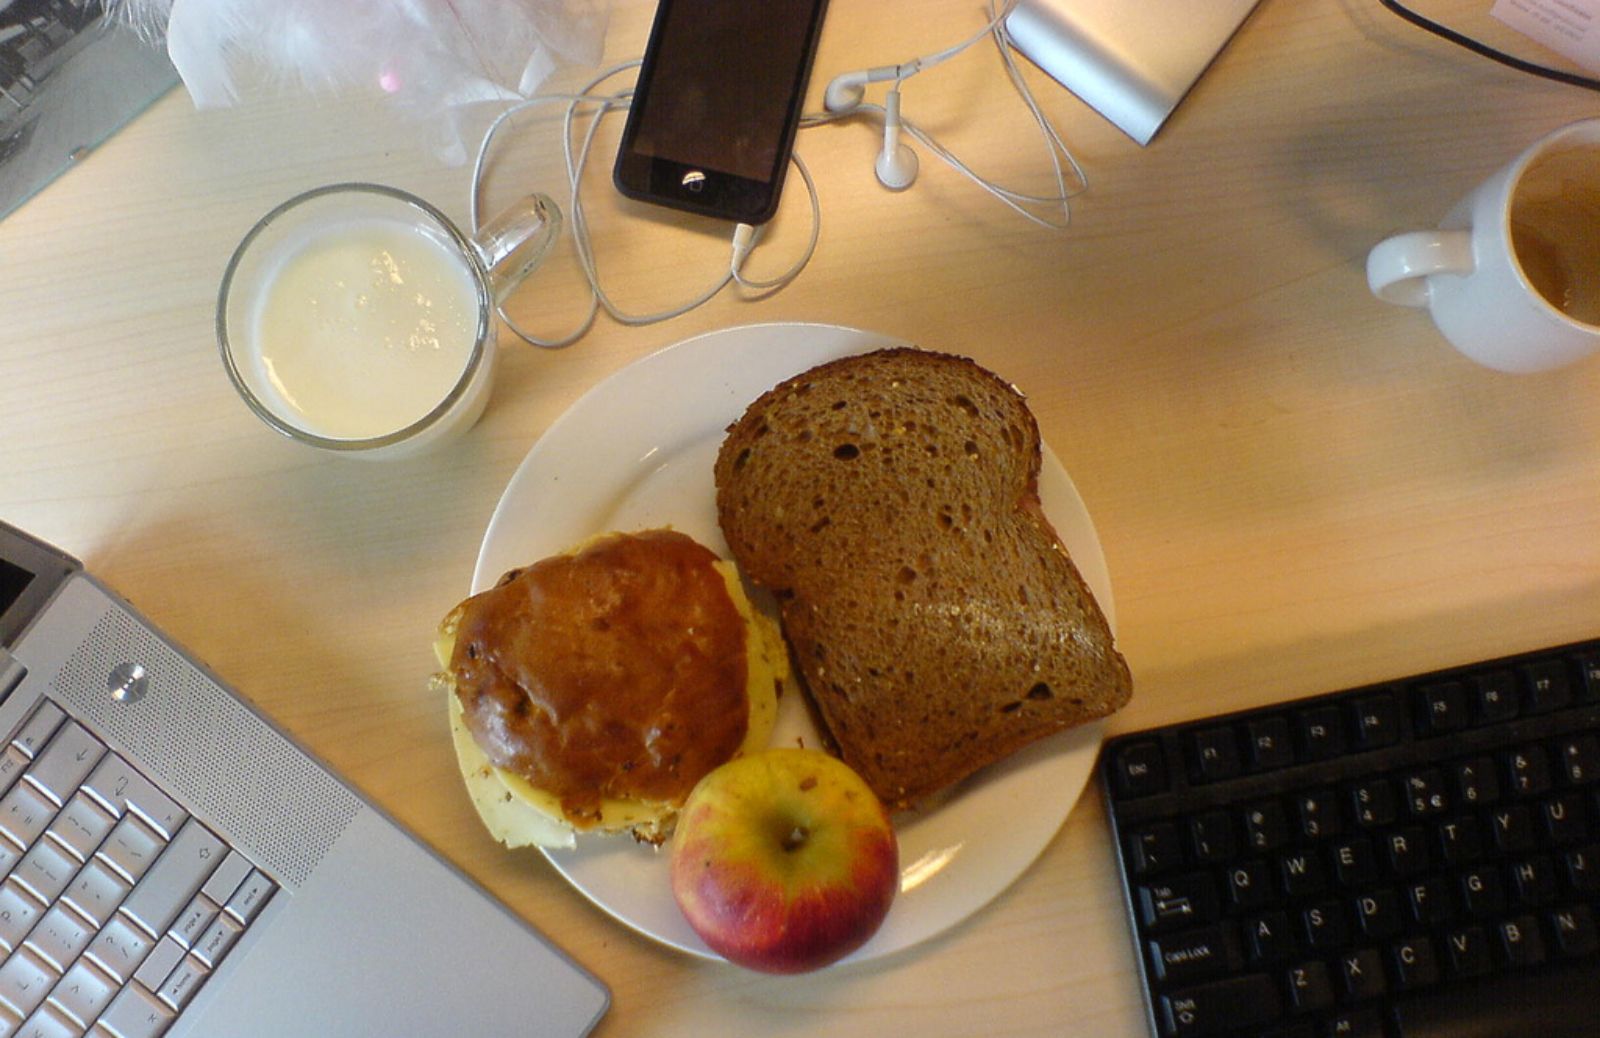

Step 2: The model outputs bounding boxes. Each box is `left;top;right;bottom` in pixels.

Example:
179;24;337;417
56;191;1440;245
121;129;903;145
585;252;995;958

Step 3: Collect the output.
3;1;1597;1033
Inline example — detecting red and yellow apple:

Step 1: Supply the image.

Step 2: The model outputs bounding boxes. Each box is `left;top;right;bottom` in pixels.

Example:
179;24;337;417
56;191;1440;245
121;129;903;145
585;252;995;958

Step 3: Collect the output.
669;747;899;973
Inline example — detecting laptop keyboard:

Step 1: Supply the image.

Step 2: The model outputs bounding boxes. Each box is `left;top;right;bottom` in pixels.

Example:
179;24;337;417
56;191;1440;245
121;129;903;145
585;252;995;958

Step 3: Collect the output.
1103;638;1600;1038
0;699;275;1038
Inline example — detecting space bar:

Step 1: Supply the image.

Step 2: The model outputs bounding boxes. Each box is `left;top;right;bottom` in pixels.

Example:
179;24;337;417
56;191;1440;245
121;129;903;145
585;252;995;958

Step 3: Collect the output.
1394;959;1600;1037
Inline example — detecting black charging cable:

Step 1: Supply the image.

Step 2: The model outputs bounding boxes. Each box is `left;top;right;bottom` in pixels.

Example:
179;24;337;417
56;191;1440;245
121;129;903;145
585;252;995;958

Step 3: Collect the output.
1378;0;1600;92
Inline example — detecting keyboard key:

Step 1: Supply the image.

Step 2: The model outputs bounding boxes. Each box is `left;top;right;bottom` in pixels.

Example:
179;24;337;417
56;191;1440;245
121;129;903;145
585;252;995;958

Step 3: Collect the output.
1159;974;1281;1036
1577;653;1600;702
1349;779;1397;827
1543;793;1588;845
1415;682;1468;735
1498;914;1546;966
1506;746;1554;797
85;916;153;984
1190;727;1242;783
9;704;62;760
1551;904;1600;957
1406;876;1456;928
96;985;174;1038
1436;815;1484;866
0;881;44;953
1242;911;1292;964
1567;844;1600;896
1128;822;1184;876
48;958;117;1026
221;870;273;924
16;1002;77;1038
1325;1007;1385;1038
131;936;186;994
1512;855;1559;908
1470;669;1520;724
62;858;130;929
1402;769;1448;816
1332;836;1379;887
1336;947;1386;1001
120;821;226;939
1243;802;1290;853
1245;717;1295;770
46;793;114;863
1461;866;1506;917
1301;900;1348;952
0;945;56;1018
1226;861;1273;909
1188;812;1234;865
1490;805;1536;853
1285;959;1334;1012
1523;660;1573;714
98;814;164;884
23;903;93;972
1442;925;1492;978
1353;888;1403;940
1390;935;1440;990
21;721;102;807
13;839;77;904
1294;790;1341;841
0;783;57;850
1296;707;1345;761
1278;852;1324;898
1558;734;1600;785
1453;756;1500;808
1352;693;1401;750
1148;923;1240;984
155;953;208;1012
167;896;218;950
1384;827;1429;876
82;756;186;840
1111;740;1168;800
1139;874;1221;933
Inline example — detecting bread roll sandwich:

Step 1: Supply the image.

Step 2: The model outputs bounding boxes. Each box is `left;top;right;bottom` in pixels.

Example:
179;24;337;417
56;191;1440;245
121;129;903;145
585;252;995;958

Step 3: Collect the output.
714;348;1131;810
434;529;787;848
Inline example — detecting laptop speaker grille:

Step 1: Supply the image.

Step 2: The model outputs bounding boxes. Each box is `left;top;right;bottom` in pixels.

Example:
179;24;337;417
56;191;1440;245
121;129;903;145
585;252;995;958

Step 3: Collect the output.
51;608;361;890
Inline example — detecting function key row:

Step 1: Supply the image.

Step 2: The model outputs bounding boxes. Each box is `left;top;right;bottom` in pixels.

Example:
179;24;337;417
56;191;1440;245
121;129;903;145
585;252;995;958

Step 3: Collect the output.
1110;649;1600;800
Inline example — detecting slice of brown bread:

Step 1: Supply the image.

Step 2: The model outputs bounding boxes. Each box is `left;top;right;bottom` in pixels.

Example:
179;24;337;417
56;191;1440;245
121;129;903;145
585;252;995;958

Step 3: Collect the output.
713;347;1131;809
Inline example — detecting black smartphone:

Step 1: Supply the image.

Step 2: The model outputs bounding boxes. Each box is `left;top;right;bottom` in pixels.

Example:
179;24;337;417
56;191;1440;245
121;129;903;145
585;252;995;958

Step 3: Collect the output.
613;0;831;225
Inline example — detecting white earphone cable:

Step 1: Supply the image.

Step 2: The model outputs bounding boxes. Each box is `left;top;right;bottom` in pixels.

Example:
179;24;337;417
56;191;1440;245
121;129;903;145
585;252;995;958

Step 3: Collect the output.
470;60;822;349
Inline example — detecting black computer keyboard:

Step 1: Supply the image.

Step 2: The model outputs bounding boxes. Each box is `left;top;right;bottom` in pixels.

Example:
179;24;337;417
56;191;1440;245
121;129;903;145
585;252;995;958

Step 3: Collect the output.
1102;638;1600;1038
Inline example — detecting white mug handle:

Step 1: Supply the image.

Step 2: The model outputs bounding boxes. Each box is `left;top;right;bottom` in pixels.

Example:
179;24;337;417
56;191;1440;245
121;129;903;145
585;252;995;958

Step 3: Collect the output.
1366;230;1474;307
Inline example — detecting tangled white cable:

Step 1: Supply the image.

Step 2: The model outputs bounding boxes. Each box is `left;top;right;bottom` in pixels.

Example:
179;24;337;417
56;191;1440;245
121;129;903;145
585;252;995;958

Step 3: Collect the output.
469;61;822;349
469;0;1085;348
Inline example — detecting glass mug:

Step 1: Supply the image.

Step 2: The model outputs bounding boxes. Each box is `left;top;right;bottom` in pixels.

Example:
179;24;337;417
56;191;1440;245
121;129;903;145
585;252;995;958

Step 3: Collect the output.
1366;119;1600;374
218;183;559;459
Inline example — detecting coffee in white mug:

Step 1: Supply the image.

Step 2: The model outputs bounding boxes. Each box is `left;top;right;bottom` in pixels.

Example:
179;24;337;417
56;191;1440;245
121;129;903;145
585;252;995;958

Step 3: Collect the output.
1367;119;1600;374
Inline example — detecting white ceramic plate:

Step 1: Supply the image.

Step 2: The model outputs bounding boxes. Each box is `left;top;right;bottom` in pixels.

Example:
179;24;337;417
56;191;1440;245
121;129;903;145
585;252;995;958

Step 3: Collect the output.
472;322;1115;966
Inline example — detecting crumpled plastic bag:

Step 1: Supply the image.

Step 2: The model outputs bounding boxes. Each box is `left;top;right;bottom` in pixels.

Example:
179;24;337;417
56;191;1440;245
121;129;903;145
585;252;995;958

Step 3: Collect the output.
109;0;611;163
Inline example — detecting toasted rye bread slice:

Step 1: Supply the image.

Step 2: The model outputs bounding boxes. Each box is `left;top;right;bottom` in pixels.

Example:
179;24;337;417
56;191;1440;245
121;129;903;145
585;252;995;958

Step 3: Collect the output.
713;347;1132;809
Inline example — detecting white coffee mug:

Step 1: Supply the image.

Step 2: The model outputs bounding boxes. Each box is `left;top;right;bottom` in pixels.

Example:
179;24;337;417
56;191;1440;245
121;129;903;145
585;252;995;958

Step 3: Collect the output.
1367;118;1600;373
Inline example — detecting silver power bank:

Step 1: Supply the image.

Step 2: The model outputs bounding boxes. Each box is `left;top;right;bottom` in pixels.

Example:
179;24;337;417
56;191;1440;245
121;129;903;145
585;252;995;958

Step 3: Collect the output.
1005;0;1263;145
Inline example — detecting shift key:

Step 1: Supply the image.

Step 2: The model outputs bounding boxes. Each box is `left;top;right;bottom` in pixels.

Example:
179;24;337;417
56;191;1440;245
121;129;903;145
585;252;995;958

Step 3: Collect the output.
1160;974;1282;1036
121;820;226;937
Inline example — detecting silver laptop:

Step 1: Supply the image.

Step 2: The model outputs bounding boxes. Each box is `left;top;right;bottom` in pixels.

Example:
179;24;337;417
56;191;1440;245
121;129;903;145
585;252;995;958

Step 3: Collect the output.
1005;0;1262;145
0;520;609;1037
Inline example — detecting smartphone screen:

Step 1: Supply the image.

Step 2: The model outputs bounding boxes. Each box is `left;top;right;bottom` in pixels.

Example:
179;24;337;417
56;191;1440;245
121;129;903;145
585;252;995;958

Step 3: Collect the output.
613;0;830;224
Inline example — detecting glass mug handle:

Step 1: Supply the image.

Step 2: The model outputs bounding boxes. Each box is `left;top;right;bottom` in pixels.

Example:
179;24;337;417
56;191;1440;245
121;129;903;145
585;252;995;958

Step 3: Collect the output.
1366;230;1473;307
472;193;562;303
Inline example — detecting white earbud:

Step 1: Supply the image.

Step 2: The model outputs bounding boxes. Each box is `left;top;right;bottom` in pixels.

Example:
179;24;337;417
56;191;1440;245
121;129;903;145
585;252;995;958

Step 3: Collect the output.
823;64;899;112
874;88;918;191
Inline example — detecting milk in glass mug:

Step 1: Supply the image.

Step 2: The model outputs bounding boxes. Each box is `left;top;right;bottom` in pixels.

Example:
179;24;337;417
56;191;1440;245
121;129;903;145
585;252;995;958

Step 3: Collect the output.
219;183;559;459
1367;119;1600;373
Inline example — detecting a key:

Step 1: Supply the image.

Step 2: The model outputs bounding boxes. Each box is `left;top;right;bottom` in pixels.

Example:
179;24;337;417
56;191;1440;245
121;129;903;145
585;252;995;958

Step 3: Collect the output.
98;814;165;884
85;915;154;983
1159;973;1281;1036
120;820;226;938
96;985;175;1038
21;721;102;807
